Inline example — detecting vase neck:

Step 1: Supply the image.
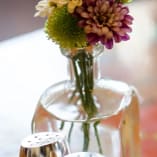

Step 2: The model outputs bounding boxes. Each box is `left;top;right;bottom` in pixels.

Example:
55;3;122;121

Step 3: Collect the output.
64;44;104;82
68;57;101;82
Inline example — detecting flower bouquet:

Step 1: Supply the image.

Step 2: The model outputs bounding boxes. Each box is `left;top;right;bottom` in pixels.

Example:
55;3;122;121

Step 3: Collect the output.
32;0;140;157
35;0;133;50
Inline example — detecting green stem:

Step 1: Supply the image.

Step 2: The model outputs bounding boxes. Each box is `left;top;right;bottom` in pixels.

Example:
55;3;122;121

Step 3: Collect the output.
60;121;65;130
94;121;103;154
68;122;74;143
72;51;97;118
83;122;90;151
70;50;102;153
72;56;85;106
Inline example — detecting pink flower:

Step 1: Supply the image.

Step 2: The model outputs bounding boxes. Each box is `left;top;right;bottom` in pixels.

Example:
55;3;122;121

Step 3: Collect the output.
75;0;133;49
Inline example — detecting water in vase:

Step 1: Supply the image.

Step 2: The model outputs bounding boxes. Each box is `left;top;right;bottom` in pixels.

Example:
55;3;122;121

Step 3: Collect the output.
31;80;140;157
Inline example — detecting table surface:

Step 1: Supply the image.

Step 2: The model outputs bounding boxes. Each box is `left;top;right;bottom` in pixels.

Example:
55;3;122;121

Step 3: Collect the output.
0;1;157;157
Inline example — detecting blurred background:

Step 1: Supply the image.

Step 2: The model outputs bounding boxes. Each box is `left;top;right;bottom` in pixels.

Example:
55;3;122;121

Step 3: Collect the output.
0;0;44;41
0;0;157;157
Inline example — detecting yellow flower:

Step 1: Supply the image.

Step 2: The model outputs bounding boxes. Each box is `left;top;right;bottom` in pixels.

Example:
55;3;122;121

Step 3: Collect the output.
68;0;82;13
49;0;69;7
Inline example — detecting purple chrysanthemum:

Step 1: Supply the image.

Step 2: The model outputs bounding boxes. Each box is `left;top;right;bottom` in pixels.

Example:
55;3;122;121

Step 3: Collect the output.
75;0;133;49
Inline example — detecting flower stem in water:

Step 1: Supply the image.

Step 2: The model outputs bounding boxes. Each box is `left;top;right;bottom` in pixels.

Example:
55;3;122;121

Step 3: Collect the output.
83;122;90;151
94;121;103;154
68;122;74;143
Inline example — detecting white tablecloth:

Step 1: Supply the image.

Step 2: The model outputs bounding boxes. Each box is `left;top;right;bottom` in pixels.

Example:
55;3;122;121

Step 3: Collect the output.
0;30;68;157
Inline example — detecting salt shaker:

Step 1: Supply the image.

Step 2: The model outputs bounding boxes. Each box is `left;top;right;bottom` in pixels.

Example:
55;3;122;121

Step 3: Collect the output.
19;132;70;157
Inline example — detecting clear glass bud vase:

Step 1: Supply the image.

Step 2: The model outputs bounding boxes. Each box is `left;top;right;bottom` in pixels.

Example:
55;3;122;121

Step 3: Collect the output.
31;44;141;157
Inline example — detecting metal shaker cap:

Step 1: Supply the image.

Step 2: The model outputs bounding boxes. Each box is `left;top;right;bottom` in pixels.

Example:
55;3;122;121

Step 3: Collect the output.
19;132;70;157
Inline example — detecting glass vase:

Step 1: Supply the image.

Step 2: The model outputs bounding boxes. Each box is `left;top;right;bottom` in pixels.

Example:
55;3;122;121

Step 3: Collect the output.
31;44;140;157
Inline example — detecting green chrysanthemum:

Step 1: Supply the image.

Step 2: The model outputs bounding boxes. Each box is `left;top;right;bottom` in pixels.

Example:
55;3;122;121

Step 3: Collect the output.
45;6;87;49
